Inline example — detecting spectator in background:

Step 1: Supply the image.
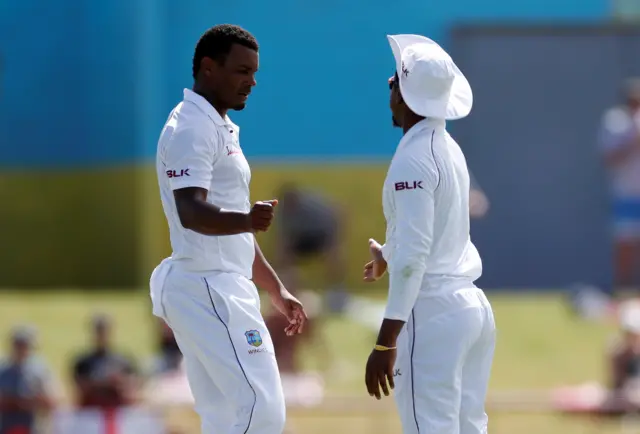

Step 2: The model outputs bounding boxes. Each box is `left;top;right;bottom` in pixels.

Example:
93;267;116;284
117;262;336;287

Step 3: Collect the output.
267;184;345;371
273;183;347;310
0;325;55;434
142;320;193;409
469;171;490;219
608;302;640;386
147;320;182;376
599;78;640;293
71;314;139;410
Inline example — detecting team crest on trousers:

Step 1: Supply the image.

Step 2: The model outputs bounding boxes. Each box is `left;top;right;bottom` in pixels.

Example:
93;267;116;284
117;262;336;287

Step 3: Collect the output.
245;330;263;347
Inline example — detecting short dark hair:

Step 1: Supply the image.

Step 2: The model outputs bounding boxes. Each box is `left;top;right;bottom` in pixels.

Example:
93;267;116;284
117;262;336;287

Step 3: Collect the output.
192;24;259;78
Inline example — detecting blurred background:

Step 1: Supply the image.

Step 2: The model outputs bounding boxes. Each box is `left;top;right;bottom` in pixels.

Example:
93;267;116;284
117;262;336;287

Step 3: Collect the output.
2;0;640;433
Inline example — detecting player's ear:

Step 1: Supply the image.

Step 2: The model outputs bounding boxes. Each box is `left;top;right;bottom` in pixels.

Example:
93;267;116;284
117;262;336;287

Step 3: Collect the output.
201;57;220;76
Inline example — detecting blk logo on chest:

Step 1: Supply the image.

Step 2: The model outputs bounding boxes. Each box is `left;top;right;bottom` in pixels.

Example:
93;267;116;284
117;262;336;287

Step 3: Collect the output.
166;169;190;178
394;181;423;191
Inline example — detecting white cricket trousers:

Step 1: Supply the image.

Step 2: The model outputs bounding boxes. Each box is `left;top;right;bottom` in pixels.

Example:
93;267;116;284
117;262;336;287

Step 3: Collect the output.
150;260;286;434
394;287;496;434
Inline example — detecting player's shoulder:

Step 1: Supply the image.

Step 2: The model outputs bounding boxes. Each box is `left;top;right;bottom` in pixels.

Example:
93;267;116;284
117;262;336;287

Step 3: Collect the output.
159;119;219;159
166;100;219;136
395;131;439;167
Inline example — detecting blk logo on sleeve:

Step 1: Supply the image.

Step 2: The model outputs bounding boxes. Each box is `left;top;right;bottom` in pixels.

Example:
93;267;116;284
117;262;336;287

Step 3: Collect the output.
166;169;191;178
395;181;423;191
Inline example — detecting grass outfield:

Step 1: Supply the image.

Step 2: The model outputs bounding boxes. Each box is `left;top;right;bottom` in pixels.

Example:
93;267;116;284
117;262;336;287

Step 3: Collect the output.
0;290;628;433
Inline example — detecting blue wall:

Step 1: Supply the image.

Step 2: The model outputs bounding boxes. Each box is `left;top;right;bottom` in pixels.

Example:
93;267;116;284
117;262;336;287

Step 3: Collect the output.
0;0;608;167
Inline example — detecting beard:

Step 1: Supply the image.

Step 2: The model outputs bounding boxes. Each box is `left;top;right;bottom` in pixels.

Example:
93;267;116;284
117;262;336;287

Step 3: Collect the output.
392;115;400;127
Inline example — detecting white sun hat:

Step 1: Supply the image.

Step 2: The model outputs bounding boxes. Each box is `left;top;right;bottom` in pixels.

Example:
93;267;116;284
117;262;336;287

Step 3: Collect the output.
387;34;473;120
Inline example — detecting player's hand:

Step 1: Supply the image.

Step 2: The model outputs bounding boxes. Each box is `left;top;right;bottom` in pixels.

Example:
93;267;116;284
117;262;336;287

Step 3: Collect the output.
469;189;489;218
271;289;308;336
365;348;396;400
363;239;387;282
249;200;278;232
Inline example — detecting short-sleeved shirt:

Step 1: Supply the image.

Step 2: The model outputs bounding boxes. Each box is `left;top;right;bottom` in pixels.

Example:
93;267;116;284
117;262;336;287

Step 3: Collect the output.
0;356;52;434
599;106;640;198
156;89;255;277
73;350;136;409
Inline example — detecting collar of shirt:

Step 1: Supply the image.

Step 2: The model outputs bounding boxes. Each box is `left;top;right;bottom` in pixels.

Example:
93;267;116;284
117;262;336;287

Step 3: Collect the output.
183;88;238;130
398;118;445;149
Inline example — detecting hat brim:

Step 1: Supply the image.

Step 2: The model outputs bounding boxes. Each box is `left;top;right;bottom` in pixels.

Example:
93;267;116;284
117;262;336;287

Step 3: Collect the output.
388;34;473;121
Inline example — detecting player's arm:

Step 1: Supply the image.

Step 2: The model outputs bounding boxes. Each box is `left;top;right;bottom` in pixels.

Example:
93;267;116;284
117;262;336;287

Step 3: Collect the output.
253;237;307;334
174;188;253;235
165;128;254;235
252;239;285;297
273;210;293;268
376;157;437;348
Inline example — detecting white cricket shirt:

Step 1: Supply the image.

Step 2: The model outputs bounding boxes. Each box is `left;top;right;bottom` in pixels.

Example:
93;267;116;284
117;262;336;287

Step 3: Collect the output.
599;106;640;198
381;118;482;321
156;89;255;277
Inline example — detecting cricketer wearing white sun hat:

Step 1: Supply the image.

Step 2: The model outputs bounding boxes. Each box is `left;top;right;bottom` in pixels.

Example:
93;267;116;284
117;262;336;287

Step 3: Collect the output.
364;33;494;434
387;34;473;120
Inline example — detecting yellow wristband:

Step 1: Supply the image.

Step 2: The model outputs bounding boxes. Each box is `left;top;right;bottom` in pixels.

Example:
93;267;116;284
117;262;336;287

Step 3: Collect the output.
374;344;397;352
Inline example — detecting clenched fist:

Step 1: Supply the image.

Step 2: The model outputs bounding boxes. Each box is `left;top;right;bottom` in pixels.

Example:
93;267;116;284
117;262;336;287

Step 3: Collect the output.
250;200;278;232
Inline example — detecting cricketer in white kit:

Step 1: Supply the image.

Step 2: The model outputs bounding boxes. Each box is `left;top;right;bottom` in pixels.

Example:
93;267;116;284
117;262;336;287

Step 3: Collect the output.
149;25;307;434
363;34;497;434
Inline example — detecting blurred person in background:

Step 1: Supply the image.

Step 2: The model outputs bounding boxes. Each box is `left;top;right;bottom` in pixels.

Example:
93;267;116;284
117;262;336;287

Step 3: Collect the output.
553;300;640;416
607;300;640;408
266;183;344;371
469;172;489;219
0;326;55;434
272;183;347;311
147;320;182;376
142;320;194;409
599;77;640;293
71;314;139;410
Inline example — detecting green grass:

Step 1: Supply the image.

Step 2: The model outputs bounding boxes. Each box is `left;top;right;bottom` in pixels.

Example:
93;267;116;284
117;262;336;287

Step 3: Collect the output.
0;290;629;433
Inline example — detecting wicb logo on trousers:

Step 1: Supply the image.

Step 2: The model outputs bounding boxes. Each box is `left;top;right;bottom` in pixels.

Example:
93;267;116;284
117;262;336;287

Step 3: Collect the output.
245;330;263;347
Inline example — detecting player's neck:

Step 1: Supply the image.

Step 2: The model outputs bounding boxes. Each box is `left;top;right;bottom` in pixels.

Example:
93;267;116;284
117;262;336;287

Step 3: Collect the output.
403;114;426;134
192;85;228;118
